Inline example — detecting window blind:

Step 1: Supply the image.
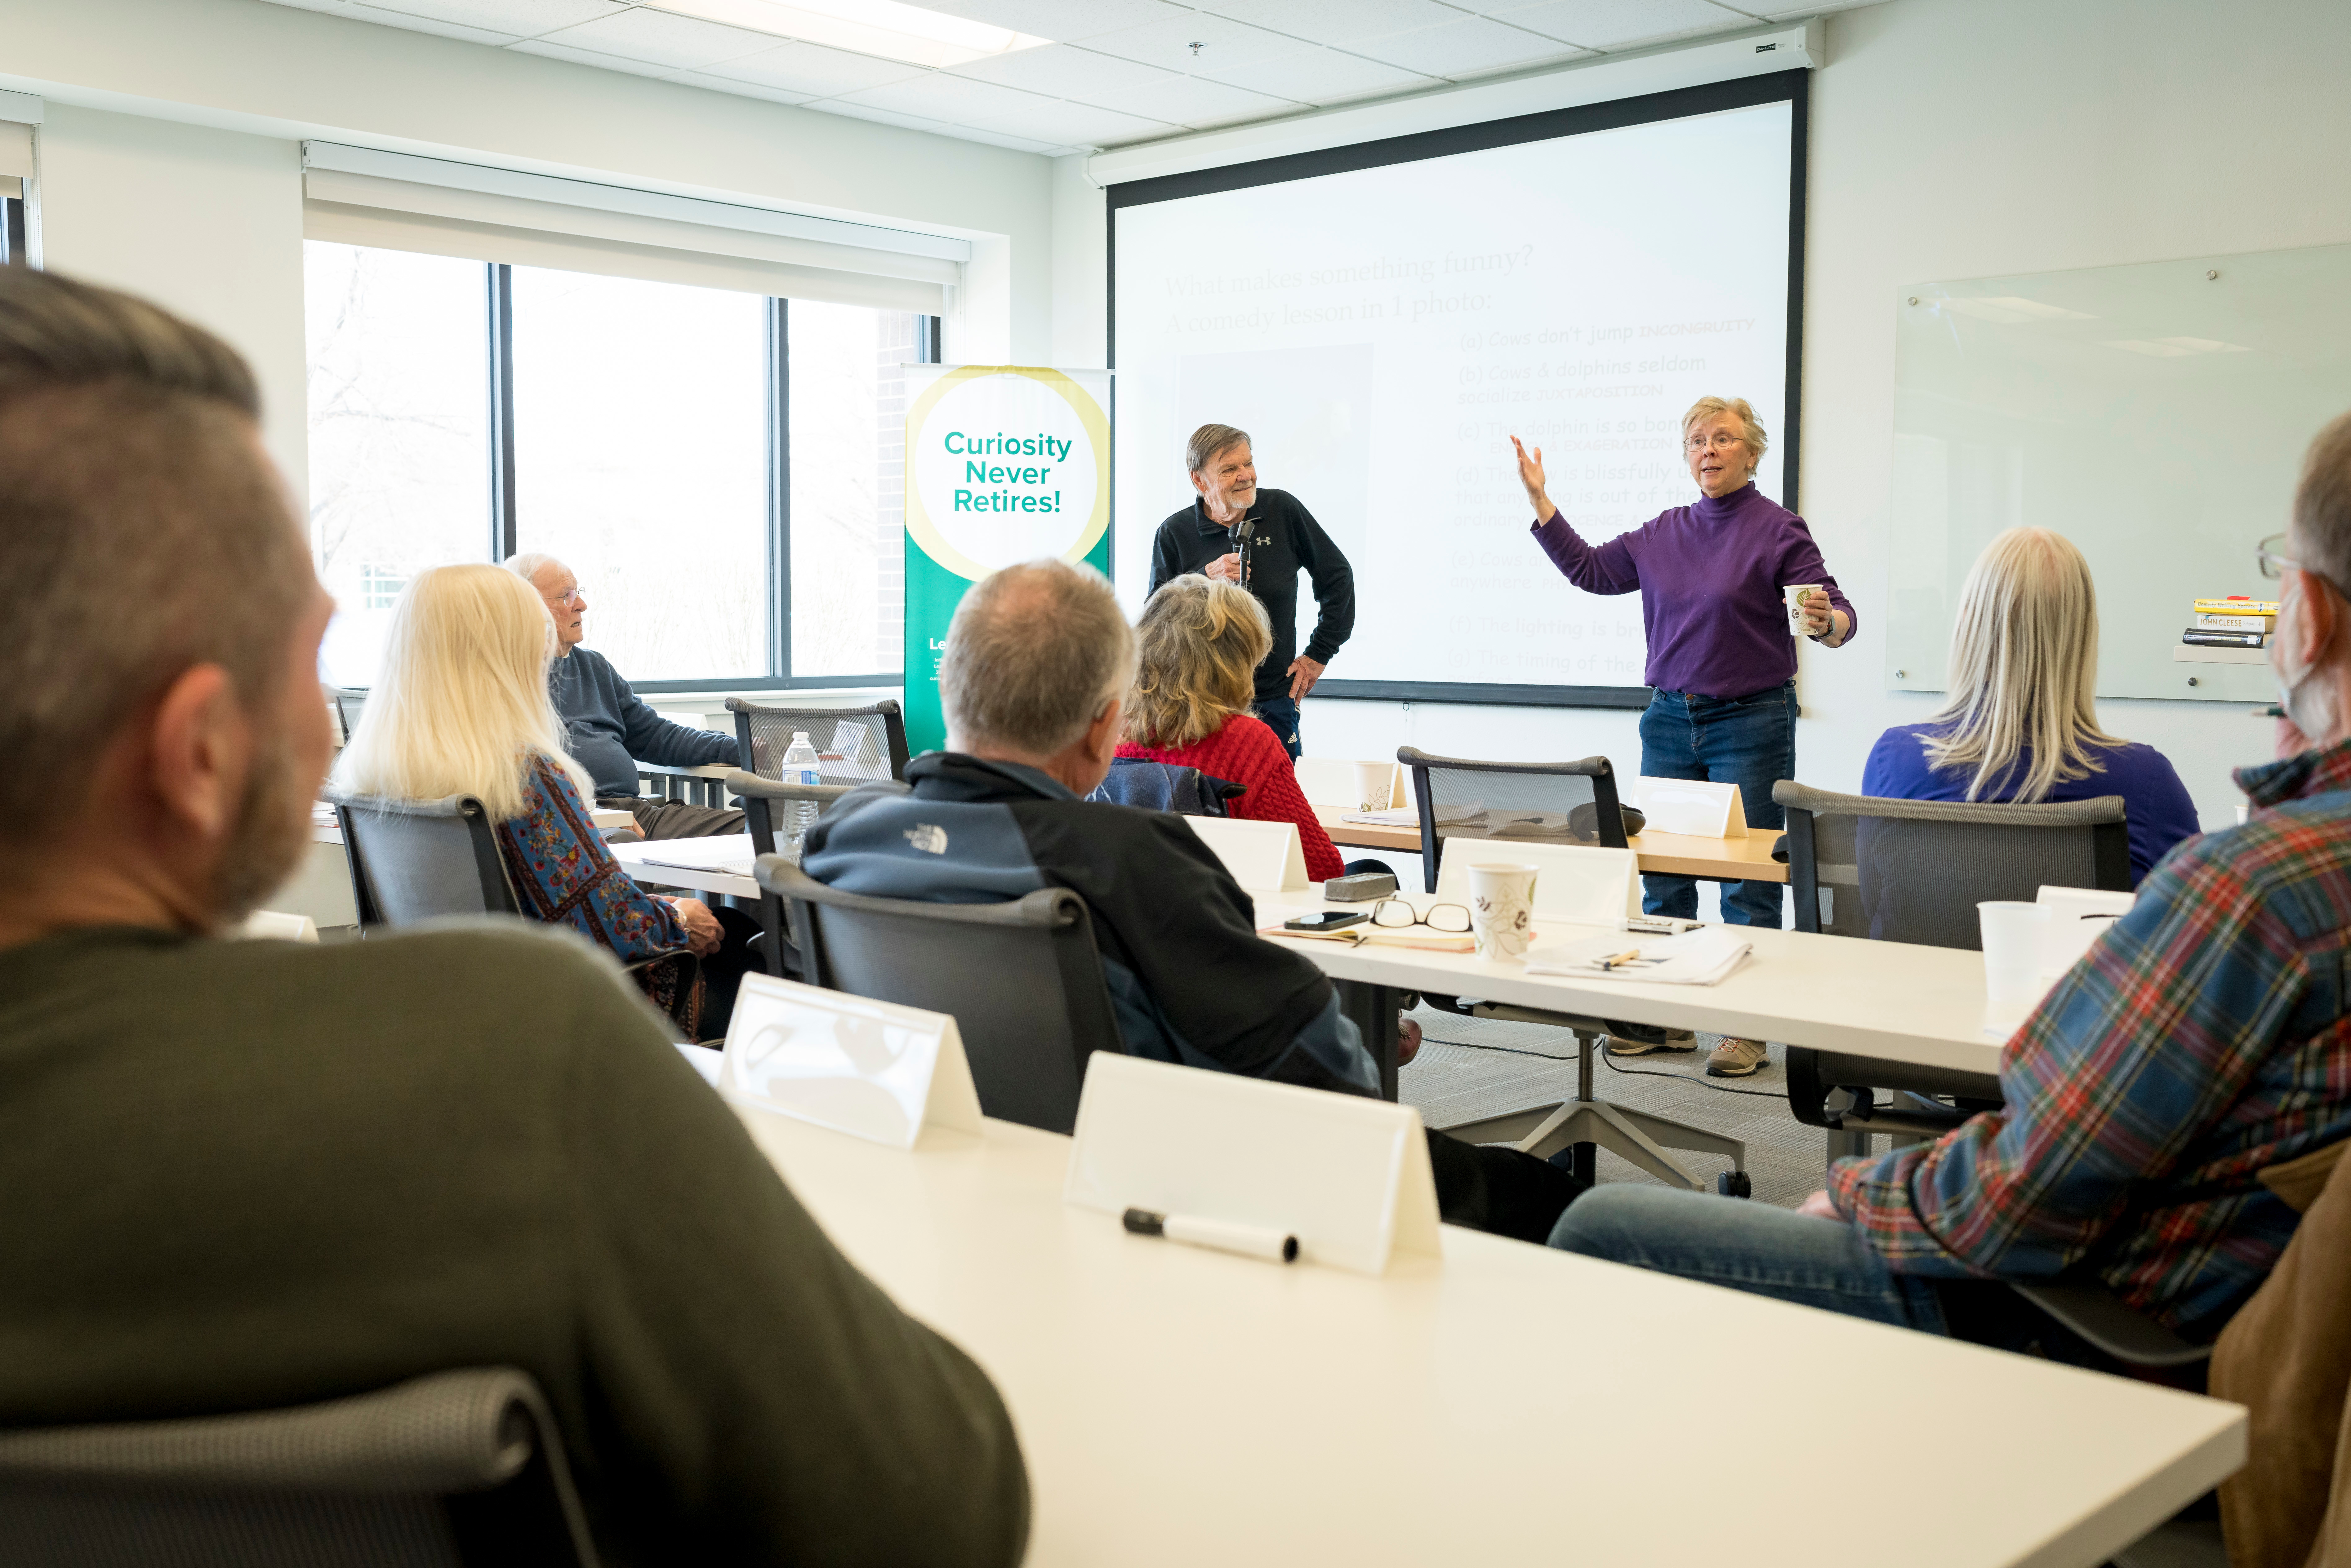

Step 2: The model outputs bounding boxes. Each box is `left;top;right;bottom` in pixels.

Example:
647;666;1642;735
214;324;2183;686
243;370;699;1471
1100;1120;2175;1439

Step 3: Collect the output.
301;143;964;314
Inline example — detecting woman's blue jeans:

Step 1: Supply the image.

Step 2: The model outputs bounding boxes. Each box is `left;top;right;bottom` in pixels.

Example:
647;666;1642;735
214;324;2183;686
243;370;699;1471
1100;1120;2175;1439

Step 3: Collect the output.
1637;682;1796;926
1549;1185;1951;1333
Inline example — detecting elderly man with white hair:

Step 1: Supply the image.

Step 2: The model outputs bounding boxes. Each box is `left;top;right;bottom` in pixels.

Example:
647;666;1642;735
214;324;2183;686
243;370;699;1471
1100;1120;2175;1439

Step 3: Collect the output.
504;551;741;840
801;557;1581;1241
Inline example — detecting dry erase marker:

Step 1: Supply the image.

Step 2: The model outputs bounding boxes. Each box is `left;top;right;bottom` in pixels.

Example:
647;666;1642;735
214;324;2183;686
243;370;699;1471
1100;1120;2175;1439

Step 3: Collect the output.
1123;1208;1298;1264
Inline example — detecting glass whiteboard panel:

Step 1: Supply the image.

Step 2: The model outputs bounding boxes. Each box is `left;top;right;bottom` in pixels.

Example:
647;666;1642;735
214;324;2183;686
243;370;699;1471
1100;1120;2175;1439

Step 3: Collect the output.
1889;242;2351;704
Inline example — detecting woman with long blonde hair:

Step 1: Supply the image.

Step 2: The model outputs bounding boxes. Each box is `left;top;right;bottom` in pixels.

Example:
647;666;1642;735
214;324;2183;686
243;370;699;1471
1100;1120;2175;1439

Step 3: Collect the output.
333;564;725;1032
1863;528;2198;884
1116;573;1348;882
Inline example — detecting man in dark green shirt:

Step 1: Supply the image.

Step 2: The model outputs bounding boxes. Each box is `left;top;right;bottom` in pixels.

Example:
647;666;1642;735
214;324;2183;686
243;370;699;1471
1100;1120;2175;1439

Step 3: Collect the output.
0;269;1026;1565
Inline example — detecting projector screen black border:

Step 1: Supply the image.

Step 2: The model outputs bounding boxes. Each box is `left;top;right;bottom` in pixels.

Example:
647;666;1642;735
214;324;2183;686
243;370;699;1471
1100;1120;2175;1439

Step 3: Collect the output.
1106;65;1810;711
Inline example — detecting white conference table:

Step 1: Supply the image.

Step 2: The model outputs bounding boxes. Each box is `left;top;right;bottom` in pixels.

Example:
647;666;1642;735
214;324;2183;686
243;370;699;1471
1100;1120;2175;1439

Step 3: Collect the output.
713;1077;2242;1568
610;833;760;899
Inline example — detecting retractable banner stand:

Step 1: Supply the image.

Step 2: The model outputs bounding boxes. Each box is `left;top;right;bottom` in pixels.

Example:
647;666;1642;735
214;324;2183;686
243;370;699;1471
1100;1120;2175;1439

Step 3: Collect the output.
903;365;1113;755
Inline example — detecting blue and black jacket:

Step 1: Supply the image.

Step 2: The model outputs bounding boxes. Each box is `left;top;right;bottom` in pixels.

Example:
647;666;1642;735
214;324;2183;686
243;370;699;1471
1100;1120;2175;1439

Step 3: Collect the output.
802;753;1379;1097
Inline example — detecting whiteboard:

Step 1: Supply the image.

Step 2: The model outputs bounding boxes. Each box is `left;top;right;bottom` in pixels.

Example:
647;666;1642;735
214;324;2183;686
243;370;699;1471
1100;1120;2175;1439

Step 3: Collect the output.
1888;242;2351;704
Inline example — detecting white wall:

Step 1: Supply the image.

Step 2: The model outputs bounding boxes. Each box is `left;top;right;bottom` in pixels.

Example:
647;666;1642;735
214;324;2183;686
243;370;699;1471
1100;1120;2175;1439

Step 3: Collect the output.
1059;0;2351;837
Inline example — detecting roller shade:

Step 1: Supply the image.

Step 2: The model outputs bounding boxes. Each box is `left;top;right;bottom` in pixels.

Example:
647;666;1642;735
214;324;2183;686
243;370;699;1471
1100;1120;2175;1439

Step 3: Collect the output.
301;143;963;314
0;122;30;183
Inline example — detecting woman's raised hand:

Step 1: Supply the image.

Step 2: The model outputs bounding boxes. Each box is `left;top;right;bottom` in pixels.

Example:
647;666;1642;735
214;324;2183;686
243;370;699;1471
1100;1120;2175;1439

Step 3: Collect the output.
1510;435;1551;521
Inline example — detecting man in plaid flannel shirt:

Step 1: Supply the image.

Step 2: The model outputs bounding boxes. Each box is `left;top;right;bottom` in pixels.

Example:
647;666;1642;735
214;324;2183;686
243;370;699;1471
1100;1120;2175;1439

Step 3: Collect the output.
1547;411;2351;1347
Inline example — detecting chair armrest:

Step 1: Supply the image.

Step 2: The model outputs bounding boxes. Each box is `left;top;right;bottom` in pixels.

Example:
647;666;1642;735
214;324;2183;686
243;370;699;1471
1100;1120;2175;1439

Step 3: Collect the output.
2007;1283;2212;1370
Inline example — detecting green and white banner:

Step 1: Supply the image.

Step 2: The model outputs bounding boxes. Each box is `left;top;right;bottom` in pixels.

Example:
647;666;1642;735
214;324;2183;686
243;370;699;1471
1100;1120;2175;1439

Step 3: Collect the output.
903;364;1112;755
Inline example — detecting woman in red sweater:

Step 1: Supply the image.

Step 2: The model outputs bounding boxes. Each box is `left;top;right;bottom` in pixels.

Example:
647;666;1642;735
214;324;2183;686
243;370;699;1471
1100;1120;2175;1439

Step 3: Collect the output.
1118;575;1349;882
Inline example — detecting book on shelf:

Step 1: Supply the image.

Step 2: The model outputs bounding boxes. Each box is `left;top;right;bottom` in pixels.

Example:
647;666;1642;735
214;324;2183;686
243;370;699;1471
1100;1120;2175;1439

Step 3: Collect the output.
2193;596;2281;615
2195;611;2275;631
2182;628;2268;648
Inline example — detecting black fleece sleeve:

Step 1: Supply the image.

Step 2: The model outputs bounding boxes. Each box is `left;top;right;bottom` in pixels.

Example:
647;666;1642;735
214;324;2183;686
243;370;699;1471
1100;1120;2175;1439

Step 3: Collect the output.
1288;499;1355;665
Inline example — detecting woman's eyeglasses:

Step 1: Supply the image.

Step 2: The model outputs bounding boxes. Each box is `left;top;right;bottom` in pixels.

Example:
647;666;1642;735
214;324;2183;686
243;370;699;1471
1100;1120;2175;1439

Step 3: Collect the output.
1370;900;1472;933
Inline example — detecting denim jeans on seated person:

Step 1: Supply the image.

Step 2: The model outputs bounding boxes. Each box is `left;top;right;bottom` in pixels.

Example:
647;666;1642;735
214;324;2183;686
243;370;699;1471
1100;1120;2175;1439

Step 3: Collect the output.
1637;682;1797;927
1548;1185;1950;1334
1252;694;1302;762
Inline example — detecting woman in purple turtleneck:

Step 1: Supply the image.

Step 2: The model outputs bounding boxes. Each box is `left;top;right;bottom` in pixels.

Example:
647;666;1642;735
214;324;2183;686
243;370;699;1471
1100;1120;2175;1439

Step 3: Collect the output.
1509;396;1854;1080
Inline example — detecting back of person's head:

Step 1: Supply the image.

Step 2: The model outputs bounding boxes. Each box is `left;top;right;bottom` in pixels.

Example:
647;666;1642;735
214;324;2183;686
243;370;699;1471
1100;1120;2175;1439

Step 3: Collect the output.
502;550;564;589
0;267;317;911
940;559;1135;757
2294;411;2351;593
1923;527;2120;802
334;563;591;820
1125;575;1272;749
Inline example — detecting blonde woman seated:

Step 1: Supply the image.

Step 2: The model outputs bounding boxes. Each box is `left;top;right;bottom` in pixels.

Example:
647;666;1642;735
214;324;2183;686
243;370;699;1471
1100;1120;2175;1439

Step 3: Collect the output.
334;564;729;1035
1863;528;2198;885
1118;574;1352;882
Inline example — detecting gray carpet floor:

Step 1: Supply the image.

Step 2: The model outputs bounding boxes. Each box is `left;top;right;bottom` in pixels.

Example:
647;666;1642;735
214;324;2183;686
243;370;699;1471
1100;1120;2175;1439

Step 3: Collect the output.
1398;1005;1889;1210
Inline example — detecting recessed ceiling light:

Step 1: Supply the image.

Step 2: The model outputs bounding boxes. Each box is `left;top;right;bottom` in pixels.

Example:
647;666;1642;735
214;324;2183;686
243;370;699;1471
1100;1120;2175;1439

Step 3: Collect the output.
647;0;1051;69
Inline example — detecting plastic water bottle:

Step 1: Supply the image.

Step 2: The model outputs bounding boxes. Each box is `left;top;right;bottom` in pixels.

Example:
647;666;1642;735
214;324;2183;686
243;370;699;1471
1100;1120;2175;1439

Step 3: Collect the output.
780;731;822;864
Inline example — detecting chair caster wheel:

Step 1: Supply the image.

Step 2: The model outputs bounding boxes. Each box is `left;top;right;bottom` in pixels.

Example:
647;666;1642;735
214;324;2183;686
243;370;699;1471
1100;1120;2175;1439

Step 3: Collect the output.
1717;1171;1752;1199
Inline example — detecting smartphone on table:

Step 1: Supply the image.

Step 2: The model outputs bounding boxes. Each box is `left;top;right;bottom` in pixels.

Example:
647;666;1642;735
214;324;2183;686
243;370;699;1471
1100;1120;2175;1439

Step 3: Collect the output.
1283;911;1368;932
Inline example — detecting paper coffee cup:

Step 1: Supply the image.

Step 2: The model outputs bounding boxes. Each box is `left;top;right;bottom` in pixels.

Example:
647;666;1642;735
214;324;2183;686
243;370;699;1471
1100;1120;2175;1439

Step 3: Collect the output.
1353;761;1394;812
1467;863;1539;961
1783;583;1823;637
1978;900;2054;1031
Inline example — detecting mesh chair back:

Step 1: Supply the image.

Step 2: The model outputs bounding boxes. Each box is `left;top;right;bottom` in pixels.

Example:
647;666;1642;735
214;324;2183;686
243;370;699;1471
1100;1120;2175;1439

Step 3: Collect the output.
1773;782;2130;948
757;856;1123;1134
727;772;854;979
333;795;522;928
726;699;910;787
1397;746;1630;893
0;1368;597;1568
328;687;368;745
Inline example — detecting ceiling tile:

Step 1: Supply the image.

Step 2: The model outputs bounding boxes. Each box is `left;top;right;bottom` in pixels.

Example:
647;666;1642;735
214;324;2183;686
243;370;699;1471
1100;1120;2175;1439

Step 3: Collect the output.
509;37;687;76
1750;0;1877;14
914;0;1191;43
666;68;816;103
944;41;1182;97
809;98;1071;154
264;0;520;42
1204;46;1436;104
832;72;1177;146
1081;11;1322;76
1351;15;1586;75
699;38;928;94
528;6;781;68
1190;0;1470;46
1084;70;1299;126
358;0;625;36
1486;0;1756;49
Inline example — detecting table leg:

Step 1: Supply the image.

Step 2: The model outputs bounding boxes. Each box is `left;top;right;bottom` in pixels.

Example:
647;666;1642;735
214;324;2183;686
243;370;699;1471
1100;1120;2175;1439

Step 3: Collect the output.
1336;978;1400;1102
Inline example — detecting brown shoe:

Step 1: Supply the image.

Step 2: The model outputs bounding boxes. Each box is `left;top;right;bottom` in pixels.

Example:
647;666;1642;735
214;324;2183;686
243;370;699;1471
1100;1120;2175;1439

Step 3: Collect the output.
1705;1037;1768;1077
1397;1016;1423;1067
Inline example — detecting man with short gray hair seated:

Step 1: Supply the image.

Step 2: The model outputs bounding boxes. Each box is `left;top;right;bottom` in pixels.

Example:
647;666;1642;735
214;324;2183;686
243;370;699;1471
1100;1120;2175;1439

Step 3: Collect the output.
504;551;742;840
802;557;1577;1239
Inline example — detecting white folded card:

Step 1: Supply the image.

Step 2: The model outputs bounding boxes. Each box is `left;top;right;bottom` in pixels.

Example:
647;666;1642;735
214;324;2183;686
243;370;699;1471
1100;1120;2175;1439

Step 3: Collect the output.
1064;1053;1440;1276
1525;926;1753;985
1634;776;1748;839
719;973;983;1149
235;909;319;943
1434;841;1639;931
1185;815;1310;891
2036;884;2136;980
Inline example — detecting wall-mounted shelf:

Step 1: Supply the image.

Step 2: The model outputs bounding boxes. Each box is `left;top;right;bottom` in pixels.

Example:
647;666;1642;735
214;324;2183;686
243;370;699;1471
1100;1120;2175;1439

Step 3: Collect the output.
2173;644;2267;665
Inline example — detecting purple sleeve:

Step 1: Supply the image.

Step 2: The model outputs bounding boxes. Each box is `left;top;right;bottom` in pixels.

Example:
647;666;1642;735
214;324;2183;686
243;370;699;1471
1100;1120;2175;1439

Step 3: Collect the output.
2117;745;2204;885
1530;508;1642;596
1780;518;1858;642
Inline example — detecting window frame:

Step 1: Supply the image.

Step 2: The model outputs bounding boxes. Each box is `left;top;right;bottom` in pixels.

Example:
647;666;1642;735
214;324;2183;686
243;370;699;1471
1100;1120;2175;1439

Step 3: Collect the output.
322;249;935;694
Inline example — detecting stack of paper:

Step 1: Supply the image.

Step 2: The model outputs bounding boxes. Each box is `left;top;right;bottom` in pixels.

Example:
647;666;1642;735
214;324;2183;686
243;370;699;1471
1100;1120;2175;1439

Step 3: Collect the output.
1523;927;1753;985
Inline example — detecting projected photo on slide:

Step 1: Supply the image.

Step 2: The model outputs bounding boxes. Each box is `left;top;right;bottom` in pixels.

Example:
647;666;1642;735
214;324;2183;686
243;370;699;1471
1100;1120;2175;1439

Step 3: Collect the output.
1112;80;1801;703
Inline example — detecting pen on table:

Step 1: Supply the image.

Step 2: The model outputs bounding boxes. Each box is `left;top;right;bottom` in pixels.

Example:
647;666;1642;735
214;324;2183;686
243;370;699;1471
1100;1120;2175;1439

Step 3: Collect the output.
1123;1208;1299;1264
1595;948;1641;971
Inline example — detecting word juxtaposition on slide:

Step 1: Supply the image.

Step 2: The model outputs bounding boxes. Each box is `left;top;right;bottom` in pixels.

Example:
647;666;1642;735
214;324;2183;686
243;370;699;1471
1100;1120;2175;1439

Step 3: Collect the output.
1112;95;1796;696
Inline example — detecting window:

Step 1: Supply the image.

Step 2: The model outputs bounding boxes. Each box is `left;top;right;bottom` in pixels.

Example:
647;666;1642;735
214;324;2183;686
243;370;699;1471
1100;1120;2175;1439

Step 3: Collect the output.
300;242;936;691
303;243;489;687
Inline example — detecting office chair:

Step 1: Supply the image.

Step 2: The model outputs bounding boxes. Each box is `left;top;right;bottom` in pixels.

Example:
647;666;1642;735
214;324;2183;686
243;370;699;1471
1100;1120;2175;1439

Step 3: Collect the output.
1397;748;1749;1196
327;686;368;745
335;792;693;990
725;770;853;978
727;698;911;786
757;856;1123;1135
1396;746;1644;895
1770;784;2195;1376
0;1367;597;1568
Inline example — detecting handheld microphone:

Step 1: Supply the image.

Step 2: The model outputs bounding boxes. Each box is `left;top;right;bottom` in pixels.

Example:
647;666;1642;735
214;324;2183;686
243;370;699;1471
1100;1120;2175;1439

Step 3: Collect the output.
1231;520;1255;589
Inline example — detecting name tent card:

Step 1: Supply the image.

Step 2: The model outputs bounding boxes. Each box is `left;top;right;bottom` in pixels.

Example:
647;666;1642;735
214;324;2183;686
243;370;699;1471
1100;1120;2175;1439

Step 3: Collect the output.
720;974;983;1149
1634;777;1749;839
1064;1054;1440;1277
1435;841;1640;933
1184;815;1311;891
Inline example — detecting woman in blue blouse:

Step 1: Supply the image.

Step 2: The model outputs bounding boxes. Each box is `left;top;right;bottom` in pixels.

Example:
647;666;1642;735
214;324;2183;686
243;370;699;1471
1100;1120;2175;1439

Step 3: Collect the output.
333;565;728;1034
1863;529;2198;885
